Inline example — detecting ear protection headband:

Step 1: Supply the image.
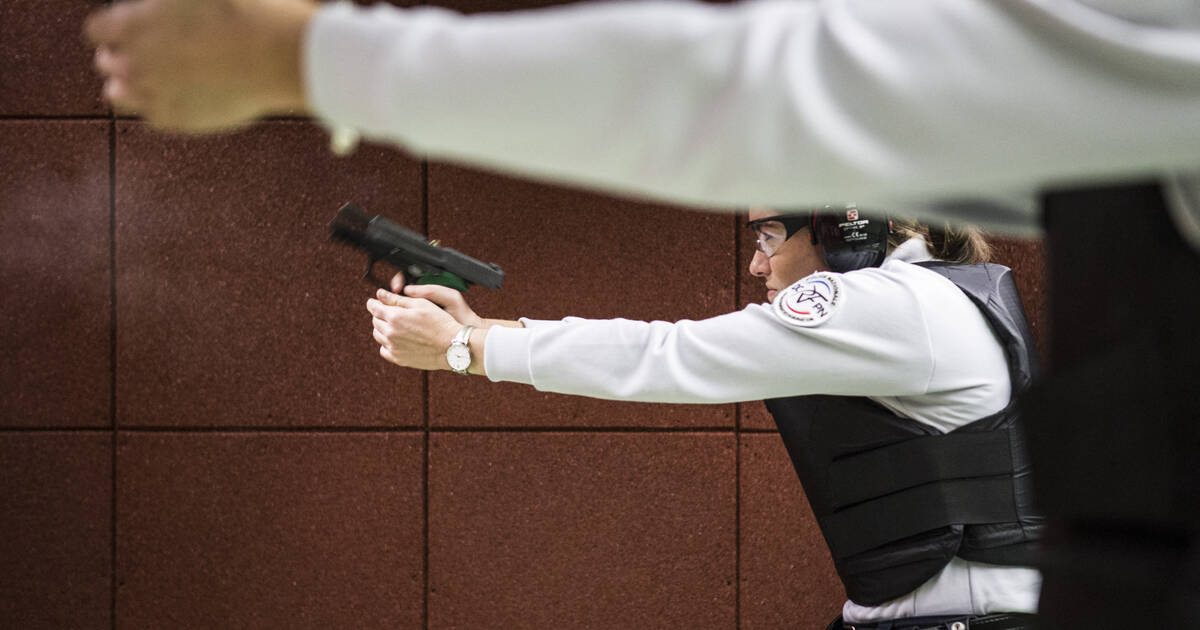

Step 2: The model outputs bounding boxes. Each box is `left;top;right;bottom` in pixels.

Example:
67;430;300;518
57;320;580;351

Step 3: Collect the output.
809;204;892;273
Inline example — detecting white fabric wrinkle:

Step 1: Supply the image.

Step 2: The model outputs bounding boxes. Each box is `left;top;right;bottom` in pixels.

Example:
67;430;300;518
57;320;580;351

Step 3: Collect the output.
308;0;1200;231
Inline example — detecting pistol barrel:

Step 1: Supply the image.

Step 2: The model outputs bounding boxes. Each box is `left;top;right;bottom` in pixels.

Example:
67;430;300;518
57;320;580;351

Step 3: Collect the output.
330;203;504;290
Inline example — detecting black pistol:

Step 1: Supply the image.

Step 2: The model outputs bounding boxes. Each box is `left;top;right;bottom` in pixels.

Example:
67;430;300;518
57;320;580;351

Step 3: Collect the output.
329;202;504;292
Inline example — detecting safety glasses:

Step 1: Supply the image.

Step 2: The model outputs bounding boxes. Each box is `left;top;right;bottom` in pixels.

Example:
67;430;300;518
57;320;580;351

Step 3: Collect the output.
745;214;812;257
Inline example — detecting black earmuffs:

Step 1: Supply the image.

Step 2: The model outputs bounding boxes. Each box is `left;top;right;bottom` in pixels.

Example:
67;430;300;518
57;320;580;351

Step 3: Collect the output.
810;205;892;272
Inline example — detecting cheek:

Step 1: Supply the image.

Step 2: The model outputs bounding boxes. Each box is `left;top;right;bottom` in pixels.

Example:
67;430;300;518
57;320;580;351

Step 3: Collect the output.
784;260;809;283
778;252;822;284
791;242;825;273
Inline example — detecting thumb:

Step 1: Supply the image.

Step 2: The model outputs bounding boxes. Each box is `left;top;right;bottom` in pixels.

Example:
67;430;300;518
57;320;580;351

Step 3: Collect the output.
403;283;463;308
376;288;404;306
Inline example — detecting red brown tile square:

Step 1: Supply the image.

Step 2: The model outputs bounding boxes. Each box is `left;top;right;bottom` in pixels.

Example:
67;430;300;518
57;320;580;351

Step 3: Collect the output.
0;432;112;629
115;122;424;427
429;431;736;629
116;431;424;629
740;434;844;629
0;0;107;116
427;164;738;428
0;121;111;427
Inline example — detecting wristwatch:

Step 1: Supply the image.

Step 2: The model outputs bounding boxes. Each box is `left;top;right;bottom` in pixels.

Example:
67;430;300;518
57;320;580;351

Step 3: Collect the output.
445;325;475;375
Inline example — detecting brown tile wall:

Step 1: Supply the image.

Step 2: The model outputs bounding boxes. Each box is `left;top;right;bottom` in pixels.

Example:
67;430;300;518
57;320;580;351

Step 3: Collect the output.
1;2;1048;629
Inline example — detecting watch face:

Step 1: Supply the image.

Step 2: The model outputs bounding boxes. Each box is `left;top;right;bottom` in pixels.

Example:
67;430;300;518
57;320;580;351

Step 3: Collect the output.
447;344;471;371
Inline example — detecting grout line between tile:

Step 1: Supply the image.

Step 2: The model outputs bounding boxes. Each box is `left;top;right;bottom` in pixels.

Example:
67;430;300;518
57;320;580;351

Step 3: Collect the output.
0;114;111;121
0;426;119;432
421;160;431;630
103;426;427;433
423;387;431;630
429;426;738;433
9;425;749;434
421;161;430;236
735;427;742;630
732;213;742;630
109;113;118;630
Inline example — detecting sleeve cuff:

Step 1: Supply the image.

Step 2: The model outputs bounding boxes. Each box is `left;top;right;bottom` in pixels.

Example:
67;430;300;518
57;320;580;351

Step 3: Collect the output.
483;325;536;386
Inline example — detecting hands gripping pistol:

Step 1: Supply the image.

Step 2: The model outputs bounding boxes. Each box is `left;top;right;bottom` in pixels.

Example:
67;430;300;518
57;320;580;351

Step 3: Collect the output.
329;203;504;292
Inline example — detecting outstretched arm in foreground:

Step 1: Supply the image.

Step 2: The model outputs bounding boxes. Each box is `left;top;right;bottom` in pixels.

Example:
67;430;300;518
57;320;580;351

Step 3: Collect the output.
85;0;315;131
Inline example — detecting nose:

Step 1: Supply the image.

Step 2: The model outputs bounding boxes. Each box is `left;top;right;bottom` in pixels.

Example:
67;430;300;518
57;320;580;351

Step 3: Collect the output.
749;249;770;277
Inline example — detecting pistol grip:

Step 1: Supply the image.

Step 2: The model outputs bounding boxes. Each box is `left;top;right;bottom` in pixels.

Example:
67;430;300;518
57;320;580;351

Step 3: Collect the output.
417;272;469;292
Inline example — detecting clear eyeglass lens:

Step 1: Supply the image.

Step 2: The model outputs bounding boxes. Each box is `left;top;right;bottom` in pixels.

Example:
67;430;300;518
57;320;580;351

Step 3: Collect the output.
753;221;788;256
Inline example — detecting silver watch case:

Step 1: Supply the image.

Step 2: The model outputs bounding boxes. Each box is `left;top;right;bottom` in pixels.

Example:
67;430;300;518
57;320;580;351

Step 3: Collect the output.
446;325;475;374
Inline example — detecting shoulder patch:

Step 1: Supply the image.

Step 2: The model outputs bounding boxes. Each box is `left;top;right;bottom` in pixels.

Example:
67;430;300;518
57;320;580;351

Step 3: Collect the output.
773;272;845;328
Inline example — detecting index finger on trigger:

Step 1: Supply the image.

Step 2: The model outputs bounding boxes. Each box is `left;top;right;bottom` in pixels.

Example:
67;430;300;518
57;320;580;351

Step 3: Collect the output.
389;272;406;293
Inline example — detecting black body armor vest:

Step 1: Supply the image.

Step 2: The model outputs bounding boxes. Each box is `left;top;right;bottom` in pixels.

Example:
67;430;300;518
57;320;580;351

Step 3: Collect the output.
764;262;1045;606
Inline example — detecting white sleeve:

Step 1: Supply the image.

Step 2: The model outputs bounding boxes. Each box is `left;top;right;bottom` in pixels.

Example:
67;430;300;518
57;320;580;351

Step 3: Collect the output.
481;270;939;403
305;0;1200;231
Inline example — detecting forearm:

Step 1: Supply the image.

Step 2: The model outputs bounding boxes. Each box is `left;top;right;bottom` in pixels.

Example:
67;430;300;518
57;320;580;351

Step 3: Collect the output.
306;0;1200;226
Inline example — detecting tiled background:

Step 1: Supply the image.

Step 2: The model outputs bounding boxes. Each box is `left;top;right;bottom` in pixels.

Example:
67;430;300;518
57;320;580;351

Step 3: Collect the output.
0;1;1046;629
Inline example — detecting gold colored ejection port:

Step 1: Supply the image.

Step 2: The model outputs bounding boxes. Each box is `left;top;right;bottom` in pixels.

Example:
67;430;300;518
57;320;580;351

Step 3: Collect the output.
429;239;441;247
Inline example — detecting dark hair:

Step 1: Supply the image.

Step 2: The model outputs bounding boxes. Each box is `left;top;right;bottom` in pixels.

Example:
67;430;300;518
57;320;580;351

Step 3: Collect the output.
888;218;992;264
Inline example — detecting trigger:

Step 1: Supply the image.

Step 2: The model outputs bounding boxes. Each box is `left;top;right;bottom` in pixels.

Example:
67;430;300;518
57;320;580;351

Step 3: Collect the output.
363;256;389;290
362;256;378;283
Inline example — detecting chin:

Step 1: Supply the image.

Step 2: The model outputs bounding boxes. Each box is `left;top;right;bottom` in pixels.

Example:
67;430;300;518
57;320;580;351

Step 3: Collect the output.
766;289;778;302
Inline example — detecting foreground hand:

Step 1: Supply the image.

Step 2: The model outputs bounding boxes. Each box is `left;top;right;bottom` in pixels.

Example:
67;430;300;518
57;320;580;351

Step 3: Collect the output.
390;273;486;329
367;289;462;370
84;0;316;132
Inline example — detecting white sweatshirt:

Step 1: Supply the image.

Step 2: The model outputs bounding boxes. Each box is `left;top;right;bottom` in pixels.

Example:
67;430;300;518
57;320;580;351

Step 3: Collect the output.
496;239;1042;621
305;0;1200;247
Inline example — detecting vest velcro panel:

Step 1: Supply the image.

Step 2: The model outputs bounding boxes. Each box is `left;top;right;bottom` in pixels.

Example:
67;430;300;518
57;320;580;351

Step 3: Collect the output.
824;476;1019;558
822;428;1019;557
828;429;1015;507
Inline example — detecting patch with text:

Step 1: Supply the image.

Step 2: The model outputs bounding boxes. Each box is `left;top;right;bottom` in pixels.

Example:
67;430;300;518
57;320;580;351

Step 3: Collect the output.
773;273;844;328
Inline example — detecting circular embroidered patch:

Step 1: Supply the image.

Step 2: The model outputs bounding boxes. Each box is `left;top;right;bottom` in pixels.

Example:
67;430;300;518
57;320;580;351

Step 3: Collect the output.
773;273;844;328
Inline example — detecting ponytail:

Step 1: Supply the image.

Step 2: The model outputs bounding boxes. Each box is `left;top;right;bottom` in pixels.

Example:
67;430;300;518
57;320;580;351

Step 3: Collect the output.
888;218;992;264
